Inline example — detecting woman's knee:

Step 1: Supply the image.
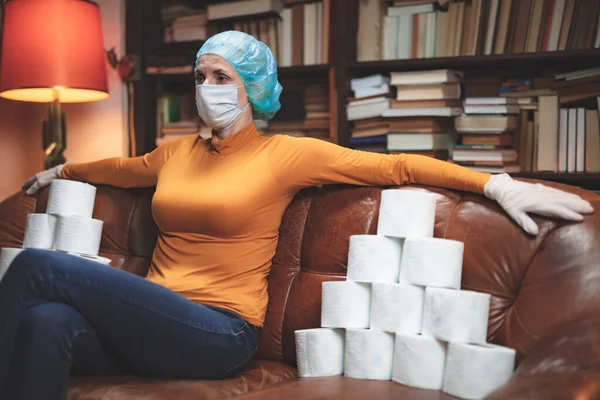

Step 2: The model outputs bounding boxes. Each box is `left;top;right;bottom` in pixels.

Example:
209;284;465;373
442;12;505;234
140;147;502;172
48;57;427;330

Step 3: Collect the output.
10;248;52;271
20;303;88;340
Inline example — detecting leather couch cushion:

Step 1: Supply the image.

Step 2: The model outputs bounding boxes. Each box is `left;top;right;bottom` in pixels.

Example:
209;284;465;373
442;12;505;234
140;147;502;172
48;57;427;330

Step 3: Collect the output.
233;375;458;400
67;360;297;400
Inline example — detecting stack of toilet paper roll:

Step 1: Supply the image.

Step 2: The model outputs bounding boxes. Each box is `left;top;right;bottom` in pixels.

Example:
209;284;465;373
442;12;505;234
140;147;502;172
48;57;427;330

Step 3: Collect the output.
295;189;516;399
0;180;111;281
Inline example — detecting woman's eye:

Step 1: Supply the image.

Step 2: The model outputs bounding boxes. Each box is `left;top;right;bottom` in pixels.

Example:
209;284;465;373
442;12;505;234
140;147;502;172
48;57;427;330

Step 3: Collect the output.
195;76;205;84
217;75;228;83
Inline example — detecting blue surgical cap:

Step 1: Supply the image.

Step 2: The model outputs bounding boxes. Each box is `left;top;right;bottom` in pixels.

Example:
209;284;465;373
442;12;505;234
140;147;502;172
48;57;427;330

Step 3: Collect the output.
196;31;282;121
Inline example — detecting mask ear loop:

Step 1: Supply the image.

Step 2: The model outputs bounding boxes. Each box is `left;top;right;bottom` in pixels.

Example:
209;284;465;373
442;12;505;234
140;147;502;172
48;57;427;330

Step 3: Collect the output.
234;84;251;113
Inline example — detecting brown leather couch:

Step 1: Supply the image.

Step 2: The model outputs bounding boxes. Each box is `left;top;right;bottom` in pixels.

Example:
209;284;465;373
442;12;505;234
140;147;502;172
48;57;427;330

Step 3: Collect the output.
0;180;599;400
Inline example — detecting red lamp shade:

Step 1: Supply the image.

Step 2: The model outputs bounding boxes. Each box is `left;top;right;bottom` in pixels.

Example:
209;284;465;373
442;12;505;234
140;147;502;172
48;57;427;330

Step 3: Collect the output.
0;0;108;103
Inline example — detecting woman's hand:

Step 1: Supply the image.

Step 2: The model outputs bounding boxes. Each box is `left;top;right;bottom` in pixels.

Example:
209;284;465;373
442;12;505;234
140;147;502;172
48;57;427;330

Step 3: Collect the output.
22;163;67;195
484;173;594;235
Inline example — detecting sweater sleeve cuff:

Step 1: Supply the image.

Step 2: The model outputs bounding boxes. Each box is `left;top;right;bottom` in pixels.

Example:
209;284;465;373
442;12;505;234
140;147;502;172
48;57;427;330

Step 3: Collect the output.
60;163;71;179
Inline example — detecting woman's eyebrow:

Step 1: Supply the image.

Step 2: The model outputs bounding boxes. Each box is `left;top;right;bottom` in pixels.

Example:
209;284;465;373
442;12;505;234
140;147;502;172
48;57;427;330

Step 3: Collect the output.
212;68;229;75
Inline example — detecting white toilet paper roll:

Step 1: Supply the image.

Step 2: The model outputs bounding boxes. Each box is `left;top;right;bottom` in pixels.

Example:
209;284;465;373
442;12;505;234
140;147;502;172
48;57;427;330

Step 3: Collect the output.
344;329;395;380
399;237;464;289
443;343;516;400
377;190;436;238
53;216;103;256
47;179;97;218
295;328;345;377
321;281;371;329
370;283;424;333
392;333;448;390
23;213;58;249
66;252;112;266
0;247;24;281
347;235;402;283
422;287;490;344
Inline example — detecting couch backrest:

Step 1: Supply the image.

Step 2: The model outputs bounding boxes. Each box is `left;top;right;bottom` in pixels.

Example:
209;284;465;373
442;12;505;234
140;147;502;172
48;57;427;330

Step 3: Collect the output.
0;182;599;368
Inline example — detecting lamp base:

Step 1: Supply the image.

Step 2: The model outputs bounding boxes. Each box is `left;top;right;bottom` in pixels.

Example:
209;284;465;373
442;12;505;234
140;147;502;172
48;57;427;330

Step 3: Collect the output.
42;100;67;170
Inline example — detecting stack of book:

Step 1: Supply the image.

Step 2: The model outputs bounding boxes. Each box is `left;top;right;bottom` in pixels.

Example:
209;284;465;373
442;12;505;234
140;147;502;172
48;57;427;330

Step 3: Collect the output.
347;74;392;123
348;70;462;159
382;70;462;156
347;74;392;151
384;70;463;118
453;98;520;173
499;79;536;95
453;96;520;173
304;84;330;137
553;67;600;104
347;70;461;158
164;11;208;43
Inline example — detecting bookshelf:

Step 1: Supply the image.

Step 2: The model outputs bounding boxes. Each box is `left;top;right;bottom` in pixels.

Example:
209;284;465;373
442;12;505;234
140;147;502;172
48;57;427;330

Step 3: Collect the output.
125;0;600;191
513;172;600;190
346;49;600;74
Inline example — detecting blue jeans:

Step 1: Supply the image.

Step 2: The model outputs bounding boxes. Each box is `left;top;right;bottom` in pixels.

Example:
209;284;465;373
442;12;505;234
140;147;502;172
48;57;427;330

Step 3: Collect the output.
0;249;259;399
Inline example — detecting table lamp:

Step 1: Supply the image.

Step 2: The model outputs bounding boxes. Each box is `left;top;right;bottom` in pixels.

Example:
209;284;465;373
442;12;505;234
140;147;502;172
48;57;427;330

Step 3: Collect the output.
0;0;108;169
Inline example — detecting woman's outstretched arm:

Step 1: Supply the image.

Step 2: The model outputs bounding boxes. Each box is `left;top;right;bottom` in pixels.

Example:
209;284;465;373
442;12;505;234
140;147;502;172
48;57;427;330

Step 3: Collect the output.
61;137;188;188
268;135;593;235
268;135;491;193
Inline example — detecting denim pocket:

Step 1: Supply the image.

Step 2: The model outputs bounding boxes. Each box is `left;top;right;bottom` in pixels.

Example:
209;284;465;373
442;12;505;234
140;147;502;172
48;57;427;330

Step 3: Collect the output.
205;305;249;336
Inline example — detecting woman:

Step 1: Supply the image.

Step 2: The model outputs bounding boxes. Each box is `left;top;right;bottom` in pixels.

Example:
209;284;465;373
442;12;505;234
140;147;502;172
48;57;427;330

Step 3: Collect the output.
3;31;593;398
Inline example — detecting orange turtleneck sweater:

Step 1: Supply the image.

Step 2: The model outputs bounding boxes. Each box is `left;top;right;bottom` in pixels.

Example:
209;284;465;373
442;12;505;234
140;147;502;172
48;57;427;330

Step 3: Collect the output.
62;123;491;326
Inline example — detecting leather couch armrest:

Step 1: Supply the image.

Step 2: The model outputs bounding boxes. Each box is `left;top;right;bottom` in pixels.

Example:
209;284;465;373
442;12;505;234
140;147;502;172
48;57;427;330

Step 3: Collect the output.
487;318;600;399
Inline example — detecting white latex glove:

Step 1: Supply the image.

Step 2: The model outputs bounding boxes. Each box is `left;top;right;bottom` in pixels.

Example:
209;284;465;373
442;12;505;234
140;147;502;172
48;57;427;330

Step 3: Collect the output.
21;163;67;195
484;173;594;235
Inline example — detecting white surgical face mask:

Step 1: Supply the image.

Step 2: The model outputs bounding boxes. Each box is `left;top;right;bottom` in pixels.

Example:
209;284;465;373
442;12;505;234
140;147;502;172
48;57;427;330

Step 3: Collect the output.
196;84;250;132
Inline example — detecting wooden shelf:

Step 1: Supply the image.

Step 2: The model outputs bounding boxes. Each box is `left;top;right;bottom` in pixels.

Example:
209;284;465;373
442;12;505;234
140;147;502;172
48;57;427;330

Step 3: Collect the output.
146;64;332;83
147;71;194;83
511;172;600;190
156;40;204;55
347;49;600;76
278;64;332;78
